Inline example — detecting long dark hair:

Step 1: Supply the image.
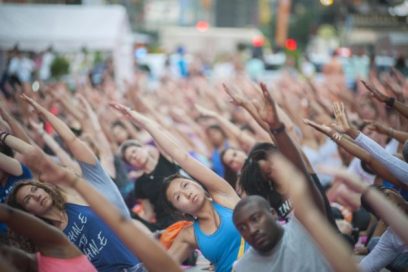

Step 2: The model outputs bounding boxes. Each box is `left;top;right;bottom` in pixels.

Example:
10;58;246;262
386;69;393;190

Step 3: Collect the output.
160;173;209;219
6;181;66;254
7;180;66;213
119;140;143;164
220;147;239;189
239;142;286;215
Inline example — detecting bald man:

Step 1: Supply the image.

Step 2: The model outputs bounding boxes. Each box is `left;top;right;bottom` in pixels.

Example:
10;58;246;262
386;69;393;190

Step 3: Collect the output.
233;195;332;272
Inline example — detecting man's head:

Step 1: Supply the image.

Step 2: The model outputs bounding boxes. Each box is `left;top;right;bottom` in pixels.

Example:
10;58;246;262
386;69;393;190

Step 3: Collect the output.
233;196;283;254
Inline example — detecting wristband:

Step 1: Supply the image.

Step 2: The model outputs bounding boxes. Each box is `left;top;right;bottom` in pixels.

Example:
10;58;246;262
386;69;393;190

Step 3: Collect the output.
0;131;10;145
385;97;395;108
270;123;285;135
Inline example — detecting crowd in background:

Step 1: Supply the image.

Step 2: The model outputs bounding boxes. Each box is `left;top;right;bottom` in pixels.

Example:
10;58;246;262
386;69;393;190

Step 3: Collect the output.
0;47;407;272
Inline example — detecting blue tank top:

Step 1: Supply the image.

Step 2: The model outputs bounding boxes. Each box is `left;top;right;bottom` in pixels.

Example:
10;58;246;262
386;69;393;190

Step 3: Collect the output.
193;202;248;272
63;203;144;272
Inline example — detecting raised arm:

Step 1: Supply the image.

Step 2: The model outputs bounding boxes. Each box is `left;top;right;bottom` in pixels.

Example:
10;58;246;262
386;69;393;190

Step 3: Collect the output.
0;103;32;144
0;152;22;177
195;104;256;152
76;95;115;177
362;80;408;119
271;154;358;272
252;83;326;215
29;119;81;175
365;120;408;144
304;119;407;190
17;147;182;272
323;168;408;244
110;103;239;202
223;84;268;131
333;102;408;184
20;94;96;164
48;86;85;122
19;96;128;209
0;204;79;257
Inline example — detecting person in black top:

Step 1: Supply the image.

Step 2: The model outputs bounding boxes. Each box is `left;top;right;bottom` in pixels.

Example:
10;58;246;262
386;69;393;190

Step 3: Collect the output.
120;140;184;230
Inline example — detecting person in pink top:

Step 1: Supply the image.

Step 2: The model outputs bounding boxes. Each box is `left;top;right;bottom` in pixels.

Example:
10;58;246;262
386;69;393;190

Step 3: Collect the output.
0;204;96;272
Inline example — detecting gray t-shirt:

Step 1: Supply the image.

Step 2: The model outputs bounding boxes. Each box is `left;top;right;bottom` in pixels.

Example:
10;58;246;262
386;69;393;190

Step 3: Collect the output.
235;217;332;272
79;160;130;218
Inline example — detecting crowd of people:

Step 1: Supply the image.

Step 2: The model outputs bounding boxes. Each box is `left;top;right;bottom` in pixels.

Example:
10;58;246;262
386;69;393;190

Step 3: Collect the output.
0;48;407;272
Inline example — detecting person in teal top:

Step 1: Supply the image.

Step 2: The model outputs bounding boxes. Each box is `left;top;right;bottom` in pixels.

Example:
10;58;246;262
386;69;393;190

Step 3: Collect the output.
193;202;248;271
111;103;247;272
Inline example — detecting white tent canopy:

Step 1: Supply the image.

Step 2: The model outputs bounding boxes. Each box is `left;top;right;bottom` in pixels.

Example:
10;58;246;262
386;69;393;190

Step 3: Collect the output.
0;4;133;89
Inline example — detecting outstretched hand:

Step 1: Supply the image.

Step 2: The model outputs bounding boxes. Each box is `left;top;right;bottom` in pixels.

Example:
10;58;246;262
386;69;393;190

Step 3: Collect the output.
303;119;334;137
223;83;246;107
332;102;352;134
110;102;151;128
20;94;45;117
109;102;133;118
361;80;389;103
257;82;281;129
195;105;217;118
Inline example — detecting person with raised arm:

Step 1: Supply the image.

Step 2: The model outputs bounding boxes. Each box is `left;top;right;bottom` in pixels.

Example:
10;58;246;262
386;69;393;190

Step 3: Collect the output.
320;168;408;271
364;120;408;145
110;102;248;272
0;116;32;238
304;119;407;190
362;80;408;119
233;154;358;272
226;83;332;223
322;168;408;244
195;104;255;188
195;104;256;153
332;101;408;185
0;204;96;272
19;94;129;216
29;118;81;175
75;94;116;178
3;132;181;272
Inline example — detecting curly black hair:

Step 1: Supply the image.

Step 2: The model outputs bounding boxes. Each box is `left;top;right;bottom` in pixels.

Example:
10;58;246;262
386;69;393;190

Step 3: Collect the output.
238;142;287;217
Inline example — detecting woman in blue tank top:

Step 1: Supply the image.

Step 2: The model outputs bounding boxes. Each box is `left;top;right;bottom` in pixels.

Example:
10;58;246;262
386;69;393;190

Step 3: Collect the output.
111;103;249;272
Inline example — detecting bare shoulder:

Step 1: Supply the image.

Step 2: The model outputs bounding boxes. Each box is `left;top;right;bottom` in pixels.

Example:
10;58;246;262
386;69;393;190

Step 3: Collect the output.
212;194;240;210
178;224;197;248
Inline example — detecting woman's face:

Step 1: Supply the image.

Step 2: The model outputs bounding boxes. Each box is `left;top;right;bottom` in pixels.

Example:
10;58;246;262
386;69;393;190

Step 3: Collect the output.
15;185;53;216
222;148;247;172
124;145;149;168
166;178;207;215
